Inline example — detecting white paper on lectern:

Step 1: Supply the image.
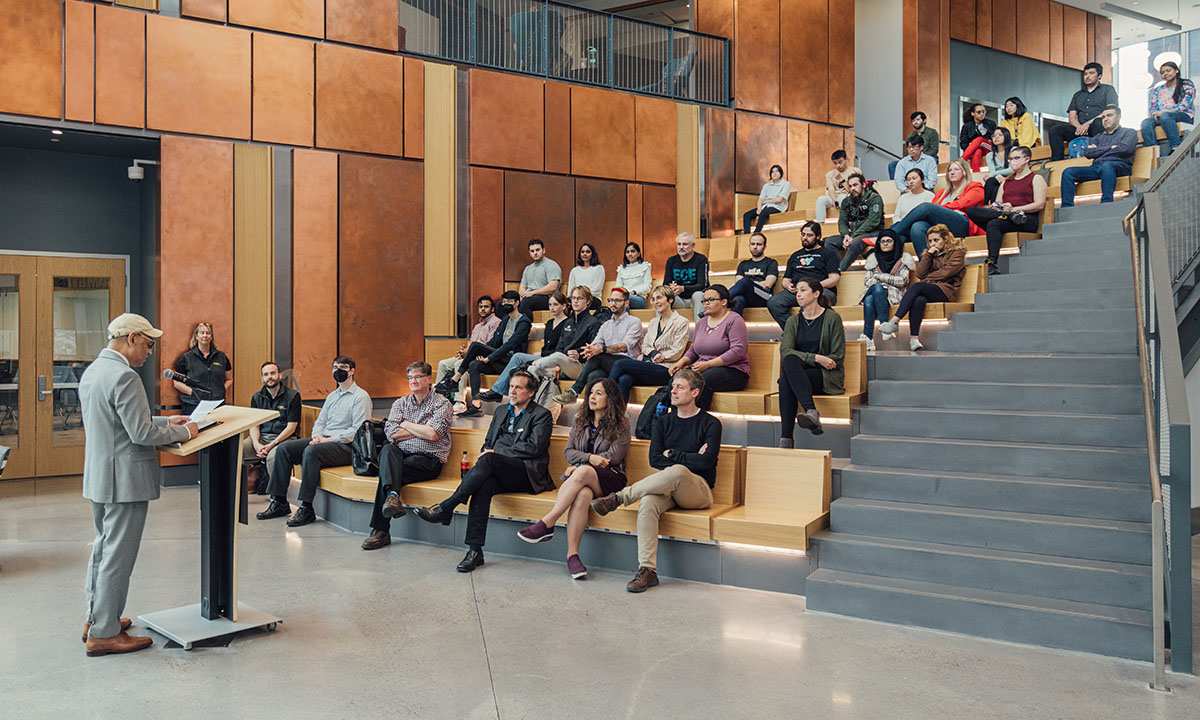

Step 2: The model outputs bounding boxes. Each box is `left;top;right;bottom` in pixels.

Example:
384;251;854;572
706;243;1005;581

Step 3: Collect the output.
189;399;225;423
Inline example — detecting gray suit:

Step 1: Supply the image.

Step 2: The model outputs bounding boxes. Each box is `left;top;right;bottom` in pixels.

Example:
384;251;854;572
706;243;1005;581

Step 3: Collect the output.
79;348;189;638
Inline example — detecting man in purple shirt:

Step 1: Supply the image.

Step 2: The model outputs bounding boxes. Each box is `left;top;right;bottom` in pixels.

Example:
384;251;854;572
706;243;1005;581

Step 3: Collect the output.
553;287;646;405
434;295;499;404
1060;105;1138;206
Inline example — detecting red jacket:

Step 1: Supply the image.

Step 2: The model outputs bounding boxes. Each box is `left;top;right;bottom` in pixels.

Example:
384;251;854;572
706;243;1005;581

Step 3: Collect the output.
933;181;985;236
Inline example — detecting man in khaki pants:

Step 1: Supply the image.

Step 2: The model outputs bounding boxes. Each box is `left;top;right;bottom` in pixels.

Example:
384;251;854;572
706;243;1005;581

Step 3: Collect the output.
591;369;722;593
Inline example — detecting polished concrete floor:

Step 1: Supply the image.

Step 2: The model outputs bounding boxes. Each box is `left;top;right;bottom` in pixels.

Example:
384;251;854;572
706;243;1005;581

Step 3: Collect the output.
2;476;1199;720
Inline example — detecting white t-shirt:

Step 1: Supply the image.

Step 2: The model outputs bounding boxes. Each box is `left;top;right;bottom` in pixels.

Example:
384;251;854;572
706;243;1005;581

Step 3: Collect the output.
568;264;606;297
893;189;934;223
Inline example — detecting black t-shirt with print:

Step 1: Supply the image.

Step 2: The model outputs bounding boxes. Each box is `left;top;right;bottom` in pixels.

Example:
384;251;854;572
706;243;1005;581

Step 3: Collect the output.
784;246;842;283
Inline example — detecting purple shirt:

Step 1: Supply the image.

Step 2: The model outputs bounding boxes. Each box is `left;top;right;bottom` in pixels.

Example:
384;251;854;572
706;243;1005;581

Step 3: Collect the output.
684;312;750;375
470;314;501;345
592;312;645;359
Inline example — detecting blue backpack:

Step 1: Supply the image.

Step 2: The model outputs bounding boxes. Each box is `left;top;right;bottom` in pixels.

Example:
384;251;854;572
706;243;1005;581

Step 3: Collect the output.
1067;137;1089;159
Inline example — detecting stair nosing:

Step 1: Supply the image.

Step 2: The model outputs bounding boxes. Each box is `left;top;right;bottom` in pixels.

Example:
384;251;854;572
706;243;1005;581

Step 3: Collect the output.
838;463;1150;489
833;496;1152;531
852;433;1147;456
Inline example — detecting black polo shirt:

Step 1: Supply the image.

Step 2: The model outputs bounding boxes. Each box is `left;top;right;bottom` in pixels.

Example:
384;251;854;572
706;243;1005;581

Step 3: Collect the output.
250;384;301;437
173;346;231;405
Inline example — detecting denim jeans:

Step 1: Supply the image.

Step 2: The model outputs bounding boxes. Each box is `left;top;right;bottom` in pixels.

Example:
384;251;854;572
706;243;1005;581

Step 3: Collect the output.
608;357;672;401
1060;161;1132;206
861;283;890;339
628;294;647;309
1141;111;1192;151
490;352;539;395
728;275;772;315
887;203;971;254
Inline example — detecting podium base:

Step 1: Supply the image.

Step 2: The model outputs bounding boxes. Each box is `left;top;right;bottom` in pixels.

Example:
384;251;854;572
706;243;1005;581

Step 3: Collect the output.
138;602;281;650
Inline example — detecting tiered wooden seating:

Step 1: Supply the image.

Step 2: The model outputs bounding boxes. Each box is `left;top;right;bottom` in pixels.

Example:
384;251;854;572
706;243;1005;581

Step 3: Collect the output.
825;263;985;323
628;340;779;414
765;340;867;420
712;447;831;550
1044;145;1157;199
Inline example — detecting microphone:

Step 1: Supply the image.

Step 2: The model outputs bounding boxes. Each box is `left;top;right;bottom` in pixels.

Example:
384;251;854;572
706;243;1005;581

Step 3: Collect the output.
163;369;212;399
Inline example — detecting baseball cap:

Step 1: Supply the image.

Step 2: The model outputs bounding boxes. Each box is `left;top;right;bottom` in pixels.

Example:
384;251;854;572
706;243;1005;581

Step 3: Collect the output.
108;313;163;339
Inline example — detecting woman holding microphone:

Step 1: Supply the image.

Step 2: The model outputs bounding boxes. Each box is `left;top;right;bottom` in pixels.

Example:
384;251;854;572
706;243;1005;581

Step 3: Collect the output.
172;322;232;413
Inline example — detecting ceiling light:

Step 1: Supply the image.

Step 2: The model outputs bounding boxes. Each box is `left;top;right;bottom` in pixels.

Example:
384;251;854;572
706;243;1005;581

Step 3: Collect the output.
1100;3;1182;31
50;129;62;135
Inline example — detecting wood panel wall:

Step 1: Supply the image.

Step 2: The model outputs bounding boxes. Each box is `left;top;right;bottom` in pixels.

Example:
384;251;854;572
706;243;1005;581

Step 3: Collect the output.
949;0;1112;72
233;144;274;405
904;0;952;139
424;63;456;337
291;149;339;400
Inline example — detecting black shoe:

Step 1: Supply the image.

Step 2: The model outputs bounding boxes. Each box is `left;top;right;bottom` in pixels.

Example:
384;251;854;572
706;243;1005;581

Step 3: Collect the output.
286;505;316;527
254;479;270;496
416;503;453;526
457;404;483;418
435;377;456;392
986;260;1001;276
476;390;503;402
256;500;291;520
457;548;485;572
434;387;453;401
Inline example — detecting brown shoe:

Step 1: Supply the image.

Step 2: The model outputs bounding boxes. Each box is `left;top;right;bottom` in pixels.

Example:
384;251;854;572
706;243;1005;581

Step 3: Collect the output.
361;529;391;551
85;631;152;657
626;567;659;593
381;491;406;519
590;493;621;516
82;617;131;642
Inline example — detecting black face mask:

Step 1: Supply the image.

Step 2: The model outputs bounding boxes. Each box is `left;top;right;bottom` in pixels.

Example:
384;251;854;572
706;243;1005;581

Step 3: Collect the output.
500;303;515;315
333;368;349;383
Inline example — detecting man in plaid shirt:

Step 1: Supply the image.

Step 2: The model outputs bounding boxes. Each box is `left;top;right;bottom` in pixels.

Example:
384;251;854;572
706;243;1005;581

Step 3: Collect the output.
362;361;454;550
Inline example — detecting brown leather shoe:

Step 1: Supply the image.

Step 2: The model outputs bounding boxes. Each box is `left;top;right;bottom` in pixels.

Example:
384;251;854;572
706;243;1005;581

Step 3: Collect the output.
381;491;406;519
361;529;391;550
626;566;659;593
590;493;621;516
85;631;152;657
82;617;132;642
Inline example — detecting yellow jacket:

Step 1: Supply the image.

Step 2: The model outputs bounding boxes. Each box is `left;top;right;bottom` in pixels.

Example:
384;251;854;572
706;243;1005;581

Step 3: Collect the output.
1000;113;1042;148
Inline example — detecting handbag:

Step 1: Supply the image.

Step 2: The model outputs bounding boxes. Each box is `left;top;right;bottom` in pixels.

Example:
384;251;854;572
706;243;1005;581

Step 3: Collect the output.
351;419;388;476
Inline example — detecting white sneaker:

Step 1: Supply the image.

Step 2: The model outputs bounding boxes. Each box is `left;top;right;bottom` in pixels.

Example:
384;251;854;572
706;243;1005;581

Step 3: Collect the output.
910;337;924;351
865;338;876;352
878;321;898;340
855;333;870;343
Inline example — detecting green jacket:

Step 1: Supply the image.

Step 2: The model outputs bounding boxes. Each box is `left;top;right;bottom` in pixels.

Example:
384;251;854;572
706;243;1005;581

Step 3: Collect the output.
838;185;884;240
905;125;941;161
781;307;845;395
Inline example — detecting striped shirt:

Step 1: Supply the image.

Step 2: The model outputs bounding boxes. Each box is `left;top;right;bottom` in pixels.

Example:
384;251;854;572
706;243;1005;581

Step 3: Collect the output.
384;391;454;463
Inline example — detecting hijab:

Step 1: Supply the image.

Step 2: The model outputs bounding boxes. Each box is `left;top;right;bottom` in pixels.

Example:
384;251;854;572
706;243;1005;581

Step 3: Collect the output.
872;230;904;273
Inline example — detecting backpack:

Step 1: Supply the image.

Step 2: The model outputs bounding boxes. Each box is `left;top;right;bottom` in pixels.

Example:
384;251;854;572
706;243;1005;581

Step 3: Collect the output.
351;419;388;476
634;384;673;440
1067;137;1088;159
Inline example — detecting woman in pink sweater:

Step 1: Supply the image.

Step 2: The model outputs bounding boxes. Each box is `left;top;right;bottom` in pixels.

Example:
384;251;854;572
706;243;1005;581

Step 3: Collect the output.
668;284;750;410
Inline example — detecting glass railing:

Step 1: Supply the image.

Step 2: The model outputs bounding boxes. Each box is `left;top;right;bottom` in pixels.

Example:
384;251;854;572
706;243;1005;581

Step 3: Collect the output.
398;0;730;106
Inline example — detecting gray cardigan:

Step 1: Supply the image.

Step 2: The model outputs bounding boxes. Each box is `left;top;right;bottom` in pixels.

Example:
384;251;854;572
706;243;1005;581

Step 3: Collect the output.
562;420;631;479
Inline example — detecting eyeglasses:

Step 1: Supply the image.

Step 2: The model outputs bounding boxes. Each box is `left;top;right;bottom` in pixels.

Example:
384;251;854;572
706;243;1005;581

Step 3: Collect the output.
138;333;155;348
701;297;721;304
407;374;430;381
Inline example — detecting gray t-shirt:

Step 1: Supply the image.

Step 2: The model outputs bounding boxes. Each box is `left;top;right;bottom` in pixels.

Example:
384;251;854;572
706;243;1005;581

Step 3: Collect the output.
520;258;562;291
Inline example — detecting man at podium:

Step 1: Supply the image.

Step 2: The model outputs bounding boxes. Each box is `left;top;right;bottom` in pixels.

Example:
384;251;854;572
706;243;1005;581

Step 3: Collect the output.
79;314;198;657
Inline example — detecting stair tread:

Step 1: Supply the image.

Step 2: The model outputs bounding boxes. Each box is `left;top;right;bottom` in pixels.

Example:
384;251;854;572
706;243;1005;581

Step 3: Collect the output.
859;406;1144;422
870;378;1139;389
807;569;1153;624
853;433;1146;456
839;463;1149;489
833;496;1151;531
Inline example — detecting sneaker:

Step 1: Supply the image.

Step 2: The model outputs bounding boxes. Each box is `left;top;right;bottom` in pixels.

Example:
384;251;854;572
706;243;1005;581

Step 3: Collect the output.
567;554;588;580
796;408;823;436
778;437;794;449
381;490;405;519
456;404;483;418
864;337;875;352
986;259;1000;276
855;333;870;343
877;321;898;336
476;390;503;402
552;388;578;405
361;529;391;550
910;337;925;352
626;566;659;593
590;493;621;516
516;520;555;544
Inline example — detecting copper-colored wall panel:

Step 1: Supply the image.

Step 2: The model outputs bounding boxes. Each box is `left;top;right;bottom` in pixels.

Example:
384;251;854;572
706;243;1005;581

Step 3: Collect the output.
704;107;736;237
1094;15;1111;77
807;124;843;190
950;0;976;43
575;179;628;272
571;85;636;181
843;129;857;166
1016;0;1049;62
326;0;399;52
1062;5;1086;69
0;0;63;120
734;0;781;115
544;81;572;175
627;184;644;247
975;0;991;47
470;167;505;309
315;43;405;156
827;0;855;126
404;58;425;160
786;120;809;190
1048;2;1064;66
292;149;339;400
781;0;827;123
940;0;950;139
338;155;424;398
635;96;676;185
503;171;575;282
252;32;314;147
641;184;678;271
734;112;787;194
469;68;544;172
990;0;1016;54
95;5;145;129
182;0;227;21
147;16;251;139
696;0;734;37
230;0;324;39
65;2;95;123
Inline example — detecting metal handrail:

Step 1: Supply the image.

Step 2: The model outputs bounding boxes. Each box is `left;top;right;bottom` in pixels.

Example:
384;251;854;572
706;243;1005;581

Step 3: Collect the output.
1124;210;1165;507
855;135;903;161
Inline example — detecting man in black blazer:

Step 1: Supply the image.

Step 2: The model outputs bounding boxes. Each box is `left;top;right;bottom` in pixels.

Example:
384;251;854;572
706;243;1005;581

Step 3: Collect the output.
415;370;553;571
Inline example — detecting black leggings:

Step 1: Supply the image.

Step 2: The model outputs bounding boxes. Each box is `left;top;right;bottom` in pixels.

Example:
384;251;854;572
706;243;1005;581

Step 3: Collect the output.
458;341;504;397
965;206;1039;263
778;354;826;434
695;366;749;410
743;206;782;234
895;282;949;336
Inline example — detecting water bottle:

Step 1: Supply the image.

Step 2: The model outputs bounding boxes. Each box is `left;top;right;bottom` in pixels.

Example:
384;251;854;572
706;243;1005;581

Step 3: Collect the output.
654;401;668;418
460;451;470;479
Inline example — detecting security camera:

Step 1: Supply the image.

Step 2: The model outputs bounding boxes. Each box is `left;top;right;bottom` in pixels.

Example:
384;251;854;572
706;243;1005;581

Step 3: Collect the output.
128;164;144;183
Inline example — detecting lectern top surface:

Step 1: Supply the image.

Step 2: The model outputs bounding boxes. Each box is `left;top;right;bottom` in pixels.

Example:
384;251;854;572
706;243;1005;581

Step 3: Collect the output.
160;405;280;456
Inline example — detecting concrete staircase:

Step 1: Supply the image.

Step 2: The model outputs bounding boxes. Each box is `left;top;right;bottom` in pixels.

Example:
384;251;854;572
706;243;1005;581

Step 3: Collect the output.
806;200;1157;661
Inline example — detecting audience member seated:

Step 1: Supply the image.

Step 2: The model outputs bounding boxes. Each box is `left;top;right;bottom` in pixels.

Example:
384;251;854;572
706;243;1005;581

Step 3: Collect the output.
742;164;791;234
516;238;562;317
259;355;371;528
479;291;567;401
778;278;845;447
728;232;779;315
529;286;601;386
816;150;861;222
983;127;1014;205
608;285;690;401
553;288;645;405
878;226;966;352
516;378;630;580
893;169;934;223
664;231;709;318
1141;61;1195;157
768;221;840;328
857;230;915;351
966;145;1047;275
1059;105;1137;207
361;362;453;551
959;102;999;172
615;241;653;309
889;110;941;180
243;361;301;495
414;370;553;573
888;158;984;255
893;135;938;193
668;284;749;411
454;291;531;418
590;369;720;594
1000;96;1042;149
1049;62;1119;161
824;173;885;272
567;242;605;314
434;295;500;407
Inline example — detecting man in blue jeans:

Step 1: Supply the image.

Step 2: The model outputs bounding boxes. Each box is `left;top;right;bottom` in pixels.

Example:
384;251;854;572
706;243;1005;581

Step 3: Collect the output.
1060;106;1138;207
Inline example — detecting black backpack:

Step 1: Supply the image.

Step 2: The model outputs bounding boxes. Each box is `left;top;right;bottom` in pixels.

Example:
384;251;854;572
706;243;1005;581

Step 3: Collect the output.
351;419;388;476
634;385;672;440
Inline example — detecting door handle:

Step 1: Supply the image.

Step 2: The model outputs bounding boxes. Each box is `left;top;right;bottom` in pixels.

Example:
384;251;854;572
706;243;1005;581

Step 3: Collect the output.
38;375;51;400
